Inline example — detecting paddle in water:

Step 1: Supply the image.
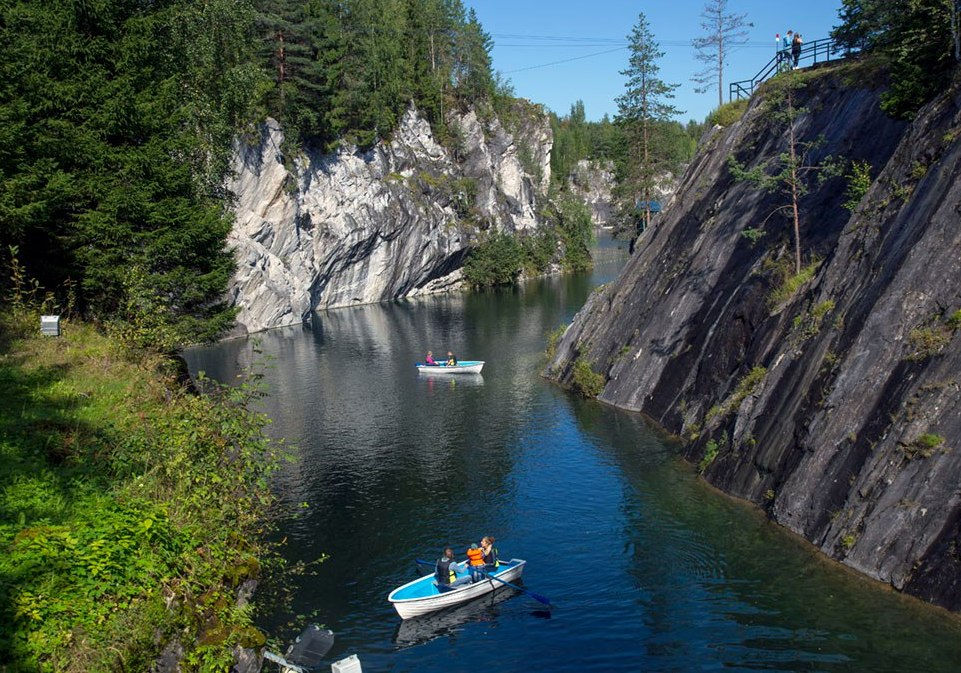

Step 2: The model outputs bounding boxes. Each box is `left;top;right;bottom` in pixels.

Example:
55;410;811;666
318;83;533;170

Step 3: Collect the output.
414;559;552;608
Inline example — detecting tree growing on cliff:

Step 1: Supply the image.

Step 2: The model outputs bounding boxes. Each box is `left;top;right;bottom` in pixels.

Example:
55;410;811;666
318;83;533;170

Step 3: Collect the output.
616;13;681;235
692;0;752;109
727;72;841;275
831;0;958;117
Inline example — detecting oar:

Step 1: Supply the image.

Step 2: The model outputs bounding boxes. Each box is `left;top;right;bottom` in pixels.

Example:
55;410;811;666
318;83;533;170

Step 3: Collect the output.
415;559;552;608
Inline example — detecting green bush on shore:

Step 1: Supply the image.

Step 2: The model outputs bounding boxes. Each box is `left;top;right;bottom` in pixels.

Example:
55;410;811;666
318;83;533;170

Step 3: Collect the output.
0;308;283;671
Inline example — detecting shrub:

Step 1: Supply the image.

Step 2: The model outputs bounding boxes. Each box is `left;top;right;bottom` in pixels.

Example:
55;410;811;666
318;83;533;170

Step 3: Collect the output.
0;316;283;670
699;439;719;473
544;324;568;361
902;433;945;459
843;160;872;211
907;326;951;361
571;356;604;399
463;233;525;288
556;194;594;272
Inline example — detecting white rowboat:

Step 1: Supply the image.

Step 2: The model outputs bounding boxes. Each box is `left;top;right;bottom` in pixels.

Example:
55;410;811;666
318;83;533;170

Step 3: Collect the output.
416;360;484;375
387;559;525;619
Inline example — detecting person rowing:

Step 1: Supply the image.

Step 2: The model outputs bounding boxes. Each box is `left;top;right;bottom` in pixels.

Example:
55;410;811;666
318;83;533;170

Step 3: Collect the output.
446;351;458;366
434;547;470;591
425;350;437;366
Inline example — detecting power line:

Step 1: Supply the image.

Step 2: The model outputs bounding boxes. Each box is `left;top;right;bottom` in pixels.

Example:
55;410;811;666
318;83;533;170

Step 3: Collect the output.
503;46;629;74
492;33;774;48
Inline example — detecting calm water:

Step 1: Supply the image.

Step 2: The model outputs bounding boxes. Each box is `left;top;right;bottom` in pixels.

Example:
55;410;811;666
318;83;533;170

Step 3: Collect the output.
185;236;961;672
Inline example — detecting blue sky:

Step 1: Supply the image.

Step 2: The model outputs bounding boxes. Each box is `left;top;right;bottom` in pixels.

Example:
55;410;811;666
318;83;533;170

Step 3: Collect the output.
465;0;843;123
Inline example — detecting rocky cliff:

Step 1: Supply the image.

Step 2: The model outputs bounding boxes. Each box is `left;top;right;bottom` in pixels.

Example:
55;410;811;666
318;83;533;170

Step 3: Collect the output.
547;65;961;610
226;103;552;335
568;159;616;226
567;159;679;229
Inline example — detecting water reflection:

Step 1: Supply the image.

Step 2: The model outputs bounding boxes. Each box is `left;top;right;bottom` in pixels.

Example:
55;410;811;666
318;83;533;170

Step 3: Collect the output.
183;235;961;672
392;586;521;650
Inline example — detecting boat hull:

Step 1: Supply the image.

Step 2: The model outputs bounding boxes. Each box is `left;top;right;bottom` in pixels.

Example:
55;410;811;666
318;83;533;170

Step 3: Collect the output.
388;560;525;619
416;361;484;375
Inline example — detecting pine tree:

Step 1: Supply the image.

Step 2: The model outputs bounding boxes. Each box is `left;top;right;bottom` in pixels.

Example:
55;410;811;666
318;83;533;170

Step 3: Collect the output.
616;13;681;235
692;0;751;109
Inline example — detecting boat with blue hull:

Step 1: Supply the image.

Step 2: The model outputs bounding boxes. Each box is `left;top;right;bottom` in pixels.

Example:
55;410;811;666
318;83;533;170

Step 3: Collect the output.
387;559;525;619
415;360;484;374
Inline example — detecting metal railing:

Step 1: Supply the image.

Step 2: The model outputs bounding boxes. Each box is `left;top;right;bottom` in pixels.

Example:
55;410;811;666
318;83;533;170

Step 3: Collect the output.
728;38;847;102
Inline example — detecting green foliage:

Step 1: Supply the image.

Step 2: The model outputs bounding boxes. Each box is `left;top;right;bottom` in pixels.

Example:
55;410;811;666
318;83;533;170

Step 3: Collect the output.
0;0;263;345
740;228;766;244
704;366;768;423
844;160;874;211
831;0;958;118
555;194;595;272
902;433;946;459
706;99;749;127
544;324;568;361
841;532;858;550
257;0;499;149
616;12;683;232
768;259;820;309
946;309;961;330
571;355;605;399
462;232;526;288
0;307;284;670
699;439;719;473
907;326;952;361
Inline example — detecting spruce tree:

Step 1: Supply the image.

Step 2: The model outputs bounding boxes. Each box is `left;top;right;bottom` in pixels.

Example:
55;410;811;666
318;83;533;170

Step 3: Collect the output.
616;13;681;235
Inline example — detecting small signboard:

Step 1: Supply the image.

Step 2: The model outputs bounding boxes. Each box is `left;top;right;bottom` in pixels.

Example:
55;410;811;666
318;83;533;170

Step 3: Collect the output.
41;315;61;337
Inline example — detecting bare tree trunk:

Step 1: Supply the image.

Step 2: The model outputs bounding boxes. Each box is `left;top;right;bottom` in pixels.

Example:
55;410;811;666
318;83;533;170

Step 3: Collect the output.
717;34;724;108
787;88;802;275
642;72;651;232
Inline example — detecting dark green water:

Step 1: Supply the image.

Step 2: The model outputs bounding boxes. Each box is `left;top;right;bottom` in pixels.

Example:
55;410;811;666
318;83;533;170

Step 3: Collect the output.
184;236;961;672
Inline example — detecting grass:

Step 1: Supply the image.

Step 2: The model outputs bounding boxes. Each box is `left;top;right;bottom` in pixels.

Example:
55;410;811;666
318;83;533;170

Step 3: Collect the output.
0;312;282;671
704;366;768;423
706;99;749;127
768;259;821;310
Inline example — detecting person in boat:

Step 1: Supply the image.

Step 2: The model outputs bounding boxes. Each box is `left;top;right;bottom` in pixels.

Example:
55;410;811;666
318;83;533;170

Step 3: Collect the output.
435;547;470;590
466;542;486;582
481;536;499;572
425;350;437;366
446;351;458;366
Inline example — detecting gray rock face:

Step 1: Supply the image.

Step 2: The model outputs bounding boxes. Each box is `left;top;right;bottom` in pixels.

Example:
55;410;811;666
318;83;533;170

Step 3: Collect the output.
226;104;552;335
547;69;961;610
568;159;616;226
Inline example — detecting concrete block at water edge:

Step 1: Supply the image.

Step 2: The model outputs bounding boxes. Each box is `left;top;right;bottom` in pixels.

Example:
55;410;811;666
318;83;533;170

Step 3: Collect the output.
330;654;362;673
41;315;60;336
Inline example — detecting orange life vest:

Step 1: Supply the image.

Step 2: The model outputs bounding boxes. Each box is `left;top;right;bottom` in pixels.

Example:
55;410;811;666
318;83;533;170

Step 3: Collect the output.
467;547;485;566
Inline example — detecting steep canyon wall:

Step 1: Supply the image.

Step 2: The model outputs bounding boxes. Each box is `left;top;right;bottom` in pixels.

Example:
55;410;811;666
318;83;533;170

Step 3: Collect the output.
547;66;961;610
226;104;552;335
